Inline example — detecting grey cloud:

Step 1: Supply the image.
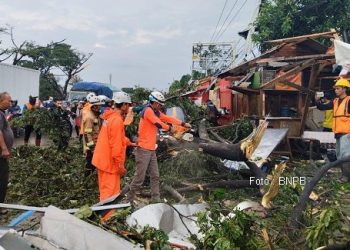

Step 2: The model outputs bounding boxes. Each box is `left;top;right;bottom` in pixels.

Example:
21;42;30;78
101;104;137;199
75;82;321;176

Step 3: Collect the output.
0;0;261;90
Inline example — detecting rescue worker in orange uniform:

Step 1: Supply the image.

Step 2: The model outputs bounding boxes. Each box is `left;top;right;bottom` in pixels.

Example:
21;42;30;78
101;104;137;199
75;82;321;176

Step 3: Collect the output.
83;95;104;176
317;78;350;182
92;91;136;202
79;92;94;142
126;91;191;204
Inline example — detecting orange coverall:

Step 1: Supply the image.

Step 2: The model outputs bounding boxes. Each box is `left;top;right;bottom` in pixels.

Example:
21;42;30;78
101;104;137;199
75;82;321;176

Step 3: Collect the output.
92;109;131;201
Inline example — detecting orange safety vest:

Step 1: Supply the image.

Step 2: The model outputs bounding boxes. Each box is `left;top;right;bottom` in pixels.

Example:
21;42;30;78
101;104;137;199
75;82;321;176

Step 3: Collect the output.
333;96;350;134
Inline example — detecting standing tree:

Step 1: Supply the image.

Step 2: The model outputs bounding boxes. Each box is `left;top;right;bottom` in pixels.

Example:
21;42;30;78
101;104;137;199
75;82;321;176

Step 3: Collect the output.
3;27;92;99
131;85;152;103
13;40;66;99
168;74;192;94
54;43;92;98
253;0;350;51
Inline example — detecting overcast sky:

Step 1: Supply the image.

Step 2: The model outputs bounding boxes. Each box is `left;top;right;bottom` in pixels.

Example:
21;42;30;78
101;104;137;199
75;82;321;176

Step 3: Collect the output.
0;0;260;91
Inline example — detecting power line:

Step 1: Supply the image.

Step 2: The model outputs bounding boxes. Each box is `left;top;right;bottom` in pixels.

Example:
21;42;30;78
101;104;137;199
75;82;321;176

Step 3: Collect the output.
214;0;248;42
235;39;246;56
213;47;234;75
212;0;239;42
212;37;244;75
210;0;229;42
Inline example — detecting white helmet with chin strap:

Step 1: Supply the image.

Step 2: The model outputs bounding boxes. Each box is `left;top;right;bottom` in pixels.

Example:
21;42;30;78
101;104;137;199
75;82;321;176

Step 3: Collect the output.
86;92;96;103
149;91;165;105
89;95;105;106
113;91;132;104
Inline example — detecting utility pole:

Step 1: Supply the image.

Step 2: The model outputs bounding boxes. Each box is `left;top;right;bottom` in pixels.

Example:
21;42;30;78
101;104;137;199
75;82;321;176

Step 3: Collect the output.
109;74;112;85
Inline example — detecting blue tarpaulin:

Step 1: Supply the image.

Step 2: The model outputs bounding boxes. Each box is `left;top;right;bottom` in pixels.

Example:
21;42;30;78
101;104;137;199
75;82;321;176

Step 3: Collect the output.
71;82;113;98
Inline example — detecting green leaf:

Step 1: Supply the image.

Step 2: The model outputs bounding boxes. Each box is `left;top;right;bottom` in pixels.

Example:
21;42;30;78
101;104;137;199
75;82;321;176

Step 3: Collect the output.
74;205;93;219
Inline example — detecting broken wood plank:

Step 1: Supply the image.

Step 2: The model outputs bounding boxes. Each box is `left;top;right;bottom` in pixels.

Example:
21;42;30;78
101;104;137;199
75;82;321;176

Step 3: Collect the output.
230;85;260;95
224;75;245;81
0;203;131;213
279;81;315;93
218;44;285;77
260;59;315;89
256;53;334;64
266;31;337;44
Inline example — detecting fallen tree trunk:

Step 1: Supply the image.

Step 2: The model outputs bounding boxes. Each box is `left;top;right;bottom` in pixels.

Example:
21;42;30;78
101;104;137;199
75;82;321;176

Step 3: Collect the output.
289;156;350;229
246;161;267;180
199;142;246;161
177;180;257;192
199;119;267;188
198;143;269;182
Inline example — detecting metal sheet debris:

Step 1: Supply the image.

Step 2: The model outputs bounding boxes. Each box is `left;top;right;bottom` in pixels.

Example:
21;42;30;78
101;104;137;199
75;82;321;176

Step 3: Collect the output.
0;231;33;250
251;128;289;165
41;206;142;250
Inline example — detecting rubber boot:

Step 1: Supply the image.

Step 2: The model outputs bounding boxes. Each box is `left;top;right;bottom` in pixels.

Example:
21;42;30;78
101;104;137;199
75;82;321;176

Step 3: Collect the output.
35;139;41;147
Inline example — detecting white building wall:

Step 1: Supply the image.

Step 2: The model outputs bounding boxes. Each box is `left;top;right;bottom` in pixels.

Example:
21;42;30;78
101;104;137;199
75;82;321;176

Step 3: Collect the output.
0;63;40;107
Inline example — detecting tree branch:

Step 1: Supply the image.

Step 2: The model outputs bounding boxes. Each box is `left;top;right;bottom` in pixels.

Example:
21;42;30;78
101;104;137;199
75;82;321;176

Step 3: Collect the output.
177;180;257;192
289;156;350;230
161;184;186;203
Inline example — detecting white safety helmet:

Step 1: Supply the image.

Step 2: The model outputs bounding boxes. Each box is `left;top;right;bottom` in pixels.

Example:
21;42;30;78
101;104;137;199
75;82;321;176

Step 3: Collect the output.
97;95;109;103
113;91;132;104
86;92;96;103
89;95;104;106
149;91;165;105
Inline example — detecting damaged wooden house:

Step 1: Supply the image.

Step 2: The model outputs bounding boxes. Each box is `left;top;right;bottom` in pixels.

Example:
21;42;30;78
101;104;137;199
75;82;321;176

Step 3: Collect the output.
202;31;342;158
